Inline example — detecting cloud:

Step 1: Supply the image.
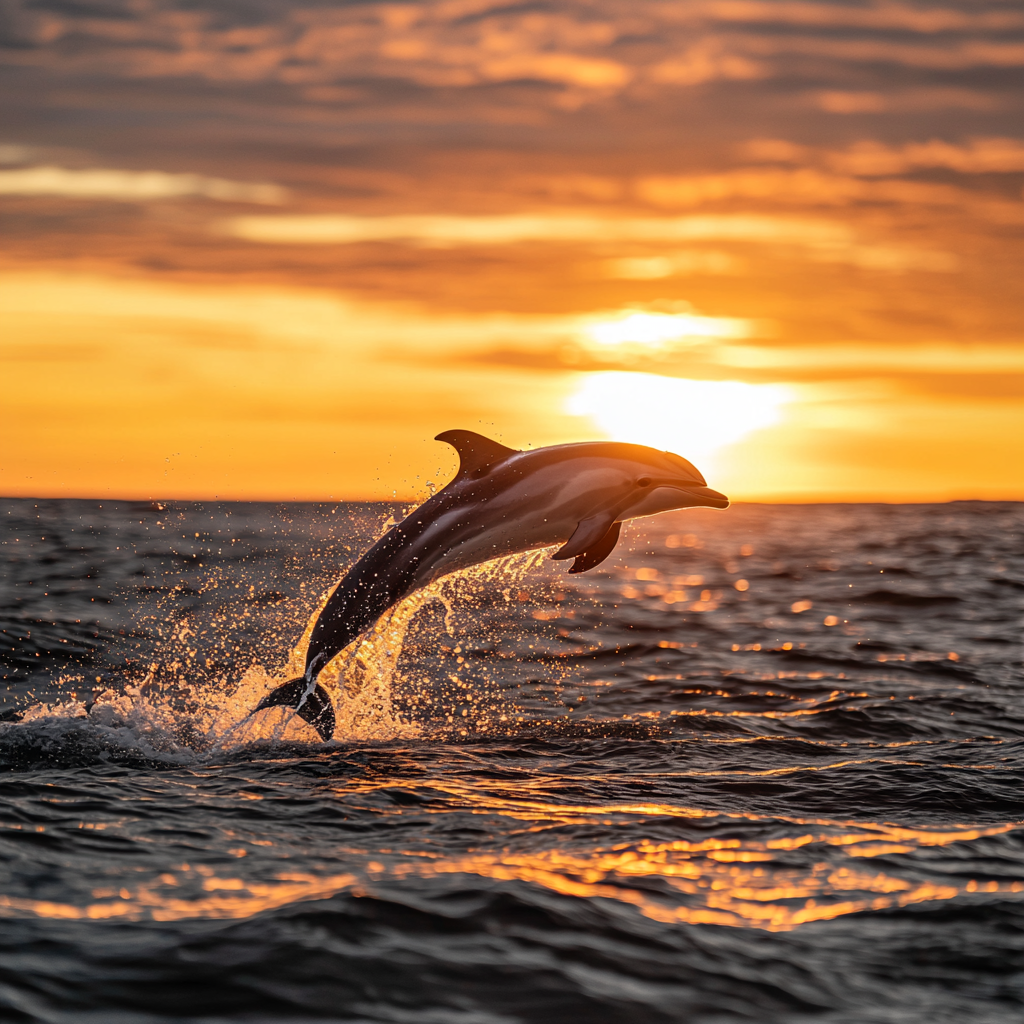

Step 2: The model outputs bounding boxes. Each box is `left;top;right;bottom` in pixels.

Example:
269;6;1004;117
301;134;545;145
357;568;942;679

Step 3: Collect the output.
634;168;995;210
636;169;865;206
812;89;1002;114
582;309;755;346
650;41;764;85
0;166;287;203
0;144;35;165
808;244;958;273
717;342;1024;375
220;211;961;273
737;135;1024;178
221;212;853;247
682;2;1024;34
826;138;1024;176
604;252;739;278
730;32;1024;71
7;0;1020;109
7;3;638;101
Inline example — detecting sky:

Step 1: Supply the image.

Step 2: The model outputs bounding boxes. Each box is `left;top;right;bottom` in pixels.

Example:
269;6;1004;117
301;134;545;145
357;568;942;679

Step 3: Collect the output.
1;0;1022;502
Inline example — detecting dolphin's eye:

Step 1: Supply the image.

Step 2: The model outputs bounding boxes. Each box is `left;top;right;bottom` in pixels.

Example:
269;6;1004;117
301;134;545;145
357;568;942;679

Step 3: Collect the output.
637;477;652;487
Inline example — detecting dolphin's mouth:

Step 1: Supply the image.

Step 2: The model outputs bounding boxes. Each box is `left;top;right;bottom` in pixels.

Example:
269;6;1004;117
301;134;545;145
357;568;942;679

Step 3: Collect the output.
676;485;730;509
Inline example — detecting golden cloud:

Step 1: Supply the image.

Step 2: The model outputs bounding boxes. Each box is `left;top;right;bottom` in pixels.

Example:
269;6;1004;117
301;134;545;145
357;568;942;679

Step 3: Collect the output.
220;212;854;247
13;0;1021;103
0;166;286;204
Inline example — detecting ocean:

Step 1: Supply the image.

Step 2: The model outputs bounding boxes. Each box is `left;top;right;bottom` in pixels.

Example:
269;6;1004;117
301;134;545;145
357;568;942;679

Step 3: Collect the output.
1;498;1022;1023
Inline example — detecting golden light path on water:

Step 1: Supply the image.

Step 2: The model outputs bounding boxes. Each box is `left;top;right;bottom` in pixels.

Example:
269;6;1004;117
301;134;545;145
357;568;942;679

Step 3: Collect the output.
4;541;1019;935
0;803;1019;930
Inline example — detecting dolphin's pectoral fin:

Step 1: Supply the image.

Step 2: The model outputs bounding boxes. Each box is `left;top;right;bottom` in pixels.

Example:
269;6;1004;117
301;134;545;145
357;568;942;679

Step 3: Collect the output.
568;520;621;574
436;429;519;480
252;678;336;742
552;513;618;561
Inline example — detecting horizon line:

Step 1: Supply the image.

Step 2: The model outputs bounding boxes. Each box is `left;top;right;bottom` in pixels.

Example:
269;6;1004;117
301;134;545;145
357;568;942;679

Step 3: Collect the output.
2;492;1021;507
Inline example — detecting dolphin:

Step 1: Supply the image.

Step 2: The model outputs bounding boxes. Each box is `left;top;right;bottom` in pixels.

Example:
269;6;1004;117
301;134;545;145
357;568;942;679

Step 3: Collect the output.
253;430;729;740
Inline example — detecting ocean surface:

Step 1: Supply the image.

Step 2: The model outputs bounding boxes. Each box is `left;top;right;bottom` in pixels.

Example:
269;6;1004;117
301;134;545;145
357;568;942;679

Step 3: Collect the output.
1;498;1022;1023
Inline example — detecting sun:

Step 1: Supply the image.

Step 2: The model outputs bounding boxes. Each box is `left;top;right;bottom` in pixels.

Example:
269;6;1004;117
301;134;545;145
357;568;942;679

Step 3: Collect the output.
566;371;789;471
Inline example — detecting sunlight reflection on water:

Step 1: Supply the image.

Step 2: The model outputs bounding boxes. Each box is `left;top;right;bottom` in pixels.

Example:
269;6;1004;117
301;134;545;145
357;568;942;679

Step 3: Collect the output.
2;802;1019;930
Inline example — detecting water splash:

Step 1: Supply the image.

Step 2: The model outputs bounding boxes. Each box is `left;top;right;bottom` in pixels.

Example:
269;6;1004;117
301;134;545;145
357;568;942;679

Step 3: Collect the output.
267;546;556;743
1;546;558;761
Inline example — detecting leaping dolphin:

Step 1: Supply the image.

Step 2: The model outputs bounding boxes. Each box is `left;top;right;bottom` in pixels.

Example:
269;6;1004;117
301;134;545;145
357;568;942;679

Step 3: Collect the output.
253;430;729;740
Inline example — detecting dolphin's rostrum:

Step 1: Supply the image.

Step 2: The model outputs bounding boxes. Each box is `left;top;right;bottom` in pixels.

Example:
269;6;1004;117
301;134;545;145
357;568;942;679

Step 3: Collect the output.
253;430;729;740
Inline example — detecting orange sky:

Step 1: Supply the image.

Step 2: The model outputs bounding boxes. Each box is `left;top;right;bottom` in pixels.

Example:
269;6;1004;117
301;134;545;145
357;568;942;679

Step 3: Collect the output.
1;0;1022;501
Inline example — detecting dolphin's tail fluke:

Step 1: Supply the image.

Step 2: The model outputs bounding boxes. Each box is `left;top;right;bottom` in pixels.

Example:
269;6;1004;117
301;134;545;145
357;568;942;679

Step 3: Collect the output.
252;678;336;741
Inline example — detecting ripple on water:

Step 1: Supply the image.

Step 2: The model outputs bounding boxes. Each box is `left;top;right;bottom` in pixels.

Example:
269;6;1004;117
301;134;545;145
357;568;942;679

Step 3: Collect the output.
1;500;1022;1021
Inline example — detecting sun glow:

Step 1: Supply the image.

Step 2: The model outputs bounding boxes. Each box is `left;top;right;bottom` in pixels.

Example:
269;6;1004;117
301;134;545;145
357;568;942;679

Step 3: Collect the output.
567;372;789;471
2;271;1020;502
582;310;754;348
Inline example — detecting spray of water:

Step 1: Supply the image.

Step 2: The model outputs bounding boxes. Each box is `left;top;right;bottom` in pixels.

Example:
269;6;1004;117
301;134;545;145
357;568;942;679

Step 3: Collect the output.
235;546;554;744
3;546;557;760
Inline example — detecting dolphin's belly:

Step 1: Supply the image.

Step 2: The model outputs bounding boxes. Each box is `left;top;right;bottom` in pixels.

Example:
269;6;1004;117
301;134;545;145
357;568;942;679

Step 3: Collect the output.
402;467;634;589
447;517;562;566
407;508;570;589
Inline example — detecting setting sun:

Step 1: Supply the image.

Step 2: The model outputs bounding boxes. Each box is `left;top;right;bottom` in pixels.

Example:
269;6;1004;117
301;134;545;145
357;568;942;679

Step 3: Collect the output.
567;372;788;473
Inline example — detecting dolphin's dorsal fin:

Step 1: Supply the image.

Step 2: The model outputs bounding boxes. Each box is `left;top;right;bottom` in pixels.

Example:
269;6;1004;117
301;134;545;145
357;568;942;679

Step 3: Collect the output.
436;430;518;480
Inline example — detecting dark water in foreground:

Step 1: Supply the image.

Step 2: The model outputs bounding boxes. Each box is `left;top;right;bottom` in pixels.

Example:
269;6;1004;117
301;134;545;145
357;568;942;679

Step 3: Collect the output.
1;499;1022;1023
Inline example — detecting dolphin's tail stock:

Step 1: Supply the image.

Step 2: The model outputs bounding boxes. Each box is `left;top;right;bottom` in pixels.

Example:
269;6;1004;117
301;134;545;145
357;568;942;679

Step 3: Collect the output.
252;678;336;741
